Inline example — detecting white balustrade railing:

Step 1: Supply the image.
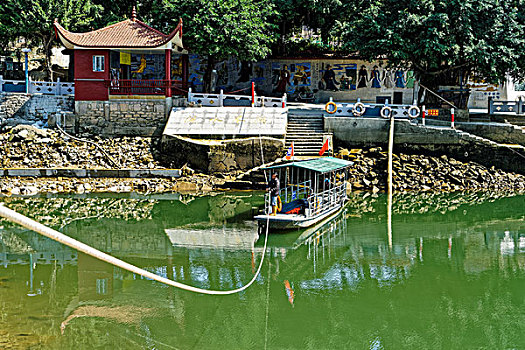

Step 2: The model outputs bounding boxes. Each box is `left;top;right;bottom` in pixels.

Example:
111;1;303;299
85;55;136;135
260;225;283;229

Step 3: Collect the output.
188;88;286;108
326;98;421;119
0;76;74;96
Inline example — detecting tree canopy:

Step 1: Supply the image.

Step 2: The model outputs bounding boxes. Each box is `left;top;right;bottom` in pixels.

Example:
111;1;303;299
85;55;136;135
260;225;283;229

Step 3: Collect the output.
343;0;525;86
152;0;276;91
0;0;524;91
0;0;101;79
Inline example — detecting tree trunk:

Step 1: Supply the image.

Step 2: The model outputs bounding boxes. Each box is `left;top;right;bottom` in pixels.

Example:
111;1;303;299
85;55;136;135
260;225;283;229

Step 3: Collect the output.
44;36;54;81
203;55;216;93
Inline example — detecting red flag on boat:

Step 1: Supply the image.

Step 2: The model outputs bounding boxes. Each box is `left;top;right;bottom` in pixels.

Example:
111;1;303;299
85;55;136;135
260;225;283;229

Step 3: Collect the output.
286;142;294;160
319;139;329;156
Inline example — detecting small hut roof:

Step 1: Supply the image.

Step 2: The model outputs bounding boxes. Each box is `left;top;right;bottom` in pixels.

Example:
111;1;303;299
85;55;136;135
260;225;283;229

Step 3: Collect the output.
54;16;183;50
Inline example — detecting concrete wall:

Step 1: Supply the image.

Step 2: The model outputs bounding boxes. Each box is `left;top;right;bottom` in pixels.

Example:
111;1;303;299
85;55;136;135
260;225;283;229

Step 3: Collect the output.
75;97;184;137
160;135;284;174
325;116;525;174
0;92;74;129
426;120;525;147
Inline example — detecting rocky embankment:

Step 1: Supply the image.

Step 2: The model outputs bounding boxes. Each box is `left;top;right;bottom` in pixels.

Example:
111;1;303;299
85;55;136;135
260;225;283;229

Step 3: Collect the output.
0;125;162;169
0;125;221;195
1;125;525;195
339;147;525;192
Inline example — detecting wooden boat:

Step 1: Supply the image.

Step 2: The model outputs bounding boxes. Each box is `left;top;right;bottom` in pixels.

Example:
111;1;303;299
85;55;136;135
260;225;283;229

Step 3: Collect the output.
255;157;353;231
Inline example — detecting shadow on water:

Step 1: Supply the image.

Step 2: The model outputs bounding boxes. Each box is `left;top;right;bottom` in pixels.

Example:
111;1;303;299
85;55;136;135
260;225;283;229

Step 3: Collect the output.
0;190;524;349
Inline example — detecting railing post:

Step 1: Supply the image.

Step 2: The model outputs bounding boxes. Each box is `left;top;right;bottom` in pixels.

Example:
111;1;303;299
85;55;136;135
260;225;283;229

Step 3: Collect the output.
422;105;426;126
219;89;224;107
56;77;61;96
251;82;255;107
516;96;525;114
451;107;455;128
188;87;192;103
488;96;494;115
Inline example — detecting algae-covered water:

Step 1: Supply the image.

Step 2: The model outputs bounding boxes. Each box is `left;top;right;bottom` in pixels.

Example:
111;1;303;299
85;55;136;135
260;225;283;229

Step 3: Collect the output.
0;191;524;349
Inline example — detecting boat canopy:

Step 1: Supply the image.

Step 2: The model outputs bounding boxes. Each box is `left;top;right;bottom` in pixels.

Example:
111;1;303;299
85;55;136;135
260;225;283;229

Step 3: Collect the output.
264;157;353;174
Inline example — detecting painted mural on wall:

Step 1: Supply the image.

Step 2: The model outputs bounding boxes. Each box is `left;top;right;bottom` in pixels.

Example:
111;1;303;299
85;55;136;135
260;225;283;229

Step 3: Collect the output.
130;54;164;80
318;63;357;91
184;55;415;103
271;62;311;94
188;54;205;91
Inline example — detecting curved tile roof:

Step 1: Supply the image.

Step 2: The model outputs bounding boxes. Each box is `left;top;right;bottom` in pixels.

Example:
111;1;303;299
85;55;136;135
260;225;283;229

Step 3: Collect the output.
54;18;183;49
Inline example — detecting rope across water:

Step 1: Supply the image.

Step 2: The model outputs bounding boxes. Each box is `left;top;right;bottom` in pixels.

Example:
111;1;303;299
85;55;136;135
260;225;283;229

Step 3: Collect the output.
0;203;269;295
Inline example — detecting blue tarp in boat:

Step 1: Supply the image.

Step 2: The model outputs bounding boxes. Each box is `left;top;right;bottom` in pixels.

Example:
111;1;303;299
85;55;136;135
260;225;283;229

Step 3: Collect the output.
280;199;309;214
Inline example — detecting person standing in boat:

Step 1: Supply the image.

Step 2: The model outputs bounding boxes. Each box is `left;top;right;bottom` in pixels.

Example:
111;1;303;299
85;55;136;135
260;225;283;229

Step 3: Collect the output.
267;173;280;215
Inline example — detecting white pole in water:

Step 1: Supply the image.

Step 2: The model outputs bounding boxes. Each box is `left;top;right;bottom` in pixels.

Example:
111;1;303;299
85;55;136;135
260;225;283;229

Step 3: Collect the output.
451;107;455;128
387;98;394;249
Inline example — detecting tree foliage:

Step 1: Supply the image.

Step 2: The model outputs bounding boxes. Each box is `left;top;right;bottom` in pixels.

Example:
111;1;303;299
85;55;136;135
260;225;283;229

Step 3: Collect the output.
0;0;524;92
0;0;101;79
153;0;277;91
342;0;525;87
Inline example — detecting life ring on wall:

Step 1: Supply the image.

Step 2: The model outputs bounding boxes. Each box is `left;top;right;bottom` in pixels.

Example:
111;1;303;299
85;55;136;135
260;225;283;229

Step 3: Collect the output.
380;106;393;119
325;101;337;114
277;196;282;212
408;105;420;119
352;102;366;116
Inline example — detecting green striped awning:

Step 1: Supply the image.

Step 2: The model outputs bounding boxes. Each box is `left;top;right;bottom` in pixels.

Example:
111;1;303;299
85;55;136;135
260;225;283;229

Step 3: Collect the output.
265;157;353;174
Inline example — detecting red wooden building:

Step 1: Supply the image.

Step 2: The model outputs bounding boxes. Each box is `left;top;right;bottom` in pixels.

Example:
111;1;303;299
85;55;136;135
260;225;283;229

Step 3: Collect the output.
54;8;188;101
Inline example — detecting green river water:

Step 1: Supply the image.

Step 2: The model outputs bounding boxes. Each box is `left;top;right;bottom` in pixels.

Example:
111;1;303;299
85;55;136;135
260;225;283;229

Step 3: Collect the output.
0;191;524;349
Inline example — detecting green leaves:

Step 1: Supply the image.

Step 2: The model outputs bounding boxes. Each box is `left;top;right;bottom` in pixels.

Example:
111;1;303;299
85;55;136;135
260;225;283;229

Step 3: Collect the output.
156;0;275;62
1;0;523;87
343;0;525;85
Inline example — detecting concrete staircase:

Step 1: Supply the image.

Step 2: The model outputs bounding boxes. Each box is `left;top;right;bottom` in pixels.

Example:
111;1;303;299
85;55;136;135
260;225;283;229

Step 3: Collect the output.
285;110;327;156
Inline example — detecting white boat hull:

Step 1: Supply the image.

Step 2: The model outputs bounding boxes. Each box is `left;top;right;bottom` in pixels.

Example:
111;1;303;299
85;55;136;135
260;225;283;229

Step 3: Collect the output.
255;203;345;231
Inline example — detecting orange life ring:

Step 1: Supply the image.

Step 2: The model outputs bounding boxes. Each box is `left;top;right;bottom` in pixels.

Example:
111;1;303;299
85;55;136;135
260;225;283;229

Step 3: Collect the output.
277;196;282;212
325;101;337;114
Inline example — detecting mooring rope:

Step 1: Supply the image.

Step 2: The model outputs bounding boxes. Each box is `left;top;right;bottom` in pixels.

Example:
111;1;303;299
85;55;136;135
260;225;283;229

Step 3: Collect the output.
0;201;269;295
56;111;122;168
0;121;271;294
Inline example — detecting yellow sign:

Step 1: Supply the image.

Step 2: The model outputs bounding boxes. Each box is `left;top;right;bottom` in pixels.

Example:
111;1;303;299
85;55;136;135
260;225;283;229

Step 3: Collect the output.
120;52;131;65
427;109;439;116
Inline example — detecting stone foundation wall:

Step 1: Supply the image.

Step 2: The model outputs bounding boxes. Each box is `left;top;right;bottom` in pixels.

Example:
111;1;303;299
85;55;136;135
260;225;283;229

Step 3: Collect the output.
325;116;525;175
0;92;74;129
160;135;285;174
75;98;182;137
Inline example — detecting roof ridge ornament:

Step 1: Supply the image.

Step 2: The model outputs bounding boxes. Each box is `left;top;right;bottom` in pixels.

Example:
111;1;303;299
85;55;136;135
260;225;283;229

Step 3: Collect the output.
131;6;137;21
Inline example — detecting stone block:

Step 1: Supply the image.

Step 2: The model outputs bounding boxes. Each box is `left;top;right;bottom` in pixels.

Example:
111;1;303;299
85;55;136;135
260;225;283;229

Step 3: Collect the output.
154;104;164;113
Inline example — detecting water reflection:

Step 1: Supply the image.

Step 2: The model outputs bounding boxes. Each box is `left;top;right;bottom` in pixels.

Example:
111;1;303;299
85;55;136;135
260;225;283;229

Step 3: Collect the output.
0;191;524;348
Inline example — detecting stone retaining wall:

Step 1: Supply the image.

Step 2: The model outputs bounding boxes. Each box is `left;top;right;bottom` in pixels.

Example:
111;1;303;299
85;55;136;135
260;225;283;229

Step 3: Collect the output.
0;92;73;129
75;99;172;137
160;135;284;173
424;120;525;147
325;116;525;174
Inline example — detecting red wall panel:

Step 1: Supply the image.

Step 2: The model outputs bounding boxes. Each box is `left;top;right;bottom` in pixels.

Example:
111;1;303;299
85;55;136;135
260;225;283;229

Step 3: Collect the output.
74;49;109;101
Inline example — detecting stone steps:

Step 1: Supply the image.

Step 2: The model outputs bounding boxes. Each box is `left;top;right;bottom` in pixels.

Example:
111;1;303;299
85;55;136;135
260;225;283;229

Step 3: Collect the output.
285;112;328;156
